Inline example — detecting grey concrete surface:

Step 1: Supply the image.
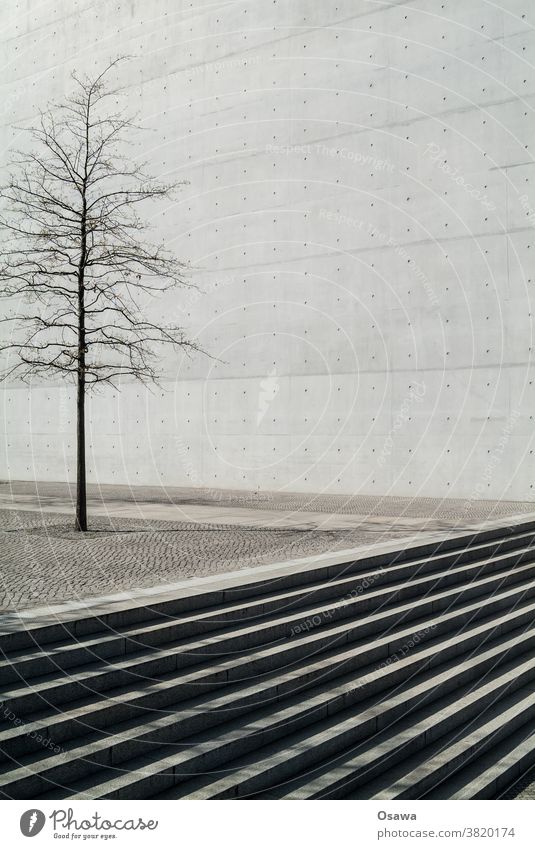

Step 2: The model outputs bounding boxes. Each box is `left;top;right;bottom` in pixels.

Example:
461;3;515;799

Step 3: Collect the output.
0;2;534;499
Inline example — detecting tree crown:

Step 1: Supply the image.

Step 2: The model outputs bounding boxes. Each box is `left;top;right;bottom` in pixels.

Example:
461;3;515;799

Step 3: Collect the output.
0;58;202;388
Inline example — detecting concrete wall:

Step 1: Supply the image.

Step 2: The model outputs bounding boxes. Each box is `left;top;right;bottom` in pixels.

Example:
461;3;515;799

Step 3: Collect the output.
1;0;534;500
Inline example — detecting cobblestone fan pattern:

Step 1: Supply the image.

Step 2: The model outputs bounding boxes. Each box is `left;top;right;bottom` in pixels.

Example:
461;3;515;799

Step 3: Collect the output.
0;508;415;612
2;480;533;521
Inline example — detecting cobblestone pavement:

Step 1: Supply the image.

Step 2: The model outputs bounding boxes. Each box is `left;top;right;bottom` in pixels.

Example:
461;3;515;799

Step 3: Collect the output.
1;480;534;612
0;507;418;612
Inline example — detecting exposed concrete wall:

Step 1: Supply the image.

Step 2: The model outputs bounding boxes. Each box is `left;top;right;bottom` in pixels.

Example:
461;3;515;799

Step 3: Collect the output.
1;0;534;500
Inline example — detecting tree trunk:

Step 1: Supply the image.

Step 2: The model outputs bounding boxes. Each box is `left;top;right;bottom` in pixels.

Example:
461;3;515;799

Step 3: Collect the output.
75;171;88;531
75;358;87;532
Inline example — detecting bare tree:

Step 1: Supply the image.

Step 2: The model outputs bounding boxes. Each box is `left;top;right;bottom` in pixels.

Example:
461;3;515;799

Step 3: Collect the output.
0;59;203;531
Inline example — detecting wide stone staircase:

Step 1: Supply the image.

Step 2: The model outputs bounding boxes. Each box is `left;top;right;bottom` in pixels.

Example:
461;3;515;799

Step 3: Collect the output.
1;519;535;800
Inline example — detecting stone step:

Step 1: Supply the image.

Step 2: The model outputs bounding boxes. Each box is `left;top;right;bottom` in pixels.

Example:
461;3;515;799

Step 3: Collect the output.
2;522;533;654
359;688;535;800
84;648;535;801
254;663;535;800
424;719;535;800
3;539;533;686
3;592;533;768
155;631;535;800
2;560;534;720
4;608;535;798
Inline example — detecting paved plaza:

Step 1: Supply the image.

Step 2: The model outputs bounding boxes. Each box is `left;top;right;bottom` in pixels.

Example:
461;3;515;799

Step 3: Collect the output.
1;479;534;613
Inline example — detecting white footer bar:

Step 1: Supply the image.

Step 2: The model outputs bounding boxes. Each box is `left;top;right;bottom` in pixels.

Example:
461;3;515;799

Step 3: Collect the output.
3;799;534;848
